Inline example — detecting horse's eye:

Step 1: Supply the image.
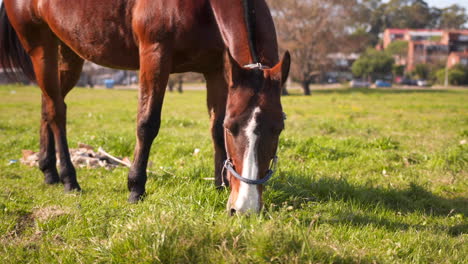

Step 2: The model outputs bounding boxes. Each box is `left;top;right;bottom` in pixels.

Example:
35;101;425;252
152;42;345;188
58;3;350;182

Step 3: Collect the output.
224;120;240;136
271;123;284;135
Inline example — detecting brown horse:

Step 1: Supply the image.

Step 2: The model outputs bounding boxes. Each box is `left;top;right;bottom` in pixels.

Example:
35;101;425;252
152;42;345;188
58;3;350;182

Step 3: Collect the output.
0;0;290;214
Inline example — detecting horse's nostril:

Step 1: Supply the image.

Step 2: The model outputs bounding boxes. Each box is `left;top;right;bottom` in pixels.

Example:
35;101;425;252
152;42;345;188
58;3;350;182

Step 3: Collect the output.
230;208;237;216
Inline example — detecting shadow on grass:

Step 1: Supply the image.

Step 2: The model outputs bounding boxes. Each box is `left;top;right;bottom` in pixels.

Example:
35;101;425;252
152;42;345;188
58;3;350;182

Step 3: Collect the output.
286;88;458;96
268;174;468;217
268;174;468;236
326;211;467;236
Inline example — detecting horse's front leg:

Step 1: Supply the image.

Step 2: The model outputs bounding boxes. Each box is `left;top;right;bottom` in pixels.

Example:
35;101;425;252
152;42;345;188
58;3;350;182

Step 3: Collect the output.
128;42;172;203
204;70;229;189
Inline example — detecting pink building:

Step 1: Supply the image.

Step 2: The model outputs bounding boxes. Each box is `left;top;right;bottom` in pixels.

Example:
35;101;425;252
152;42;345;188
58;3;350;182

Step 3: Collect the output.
382;29;468;72
447;52;468;68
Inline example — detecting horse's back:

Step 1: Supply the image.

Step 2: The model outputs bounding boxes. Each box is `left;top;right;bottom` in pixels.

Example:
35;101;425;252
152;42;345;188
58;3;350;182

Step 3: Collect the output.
4;0;223;72
132;0;224;72
38;0;140;69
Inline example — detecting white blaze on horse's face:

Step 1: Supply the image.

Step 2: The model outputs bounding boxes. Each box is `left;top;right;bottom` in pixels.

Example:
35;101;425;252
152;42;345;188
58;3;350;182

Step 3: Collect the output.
232;107;261;213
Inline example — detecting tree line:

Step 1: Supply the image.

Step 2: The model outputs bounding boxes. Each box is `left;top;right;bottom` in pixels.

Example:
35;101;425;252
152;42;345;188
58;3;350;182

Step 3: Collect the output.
267;0;468;94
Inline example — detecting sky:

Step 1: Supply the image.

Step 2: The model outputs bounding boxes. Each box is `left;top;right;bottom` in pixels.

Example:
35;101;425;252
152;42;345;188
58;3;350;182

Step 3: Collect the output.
423;0;468;9
384;0;468;10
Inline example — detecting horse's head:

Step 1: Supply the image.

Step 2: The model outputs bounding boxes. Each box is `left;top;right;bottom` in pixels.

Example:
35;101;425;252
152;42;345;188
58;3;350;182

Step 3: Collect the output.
223;51;290;215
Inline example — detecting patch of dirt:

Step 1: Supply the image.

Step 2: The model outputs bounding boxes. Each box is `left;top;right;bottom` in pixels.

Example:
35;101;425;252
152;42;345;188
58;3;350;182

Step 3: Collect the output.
1;211;34;241
20;143;129;170
1;206;72;245
13;212;34;236
32;205;71;221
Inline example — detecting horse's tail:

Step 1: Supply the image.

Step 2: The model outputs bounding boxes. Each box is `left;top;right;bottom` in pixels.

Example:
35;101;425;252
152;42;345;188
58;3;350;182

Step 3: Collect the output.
0;3;36;82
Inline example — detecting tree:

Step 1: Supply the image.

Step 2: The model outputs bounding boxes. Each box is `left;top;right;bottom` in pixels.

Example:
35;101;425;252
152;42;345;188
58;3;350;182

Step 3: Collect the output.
342;0;468;51
269;0;352;95
352;48;394;81
343;0;439;48
381;0;438;29
392;65;405;76
386;40;408;58
350;0;467;45
345;27;375;54
345;0;384;47
386;40;408;69
438;5;468;29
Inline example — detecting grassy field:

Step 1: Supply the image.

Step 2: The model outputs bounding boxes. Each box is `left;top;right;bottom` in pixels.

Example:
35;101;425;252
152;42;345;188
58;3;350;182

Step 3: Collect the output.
0;85;467;263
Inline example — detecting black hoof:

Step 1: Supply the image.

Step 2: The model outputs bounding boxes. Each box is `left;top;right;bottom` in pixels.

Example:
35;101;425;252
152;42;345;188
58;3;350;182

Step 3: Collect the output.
128;191;145;203
64;182;81;192
44;172;60;185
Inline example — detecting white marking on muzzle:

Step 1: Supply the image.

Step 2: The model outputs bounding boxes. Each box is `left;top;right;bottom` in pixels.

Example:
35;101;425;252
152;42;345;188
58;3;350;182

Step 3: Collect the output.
234;107;261;213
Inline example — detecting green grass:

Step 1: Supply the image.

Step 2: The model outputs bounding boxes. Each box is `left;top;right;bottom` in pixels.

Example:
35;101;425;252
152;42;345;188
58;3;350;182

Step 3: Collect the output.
0;85;467;263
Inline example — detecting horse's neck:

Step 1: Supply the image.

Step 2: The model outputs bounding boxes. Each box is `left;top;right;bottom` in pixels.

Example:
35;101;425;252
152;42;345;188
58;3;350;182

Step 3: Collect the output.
209;0;256;66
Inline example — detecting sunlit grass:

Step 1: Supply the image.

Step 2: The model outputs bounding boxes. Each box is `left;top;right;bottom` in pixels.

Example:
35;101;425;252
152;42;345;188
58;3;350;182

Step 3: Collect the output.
0;85;467;263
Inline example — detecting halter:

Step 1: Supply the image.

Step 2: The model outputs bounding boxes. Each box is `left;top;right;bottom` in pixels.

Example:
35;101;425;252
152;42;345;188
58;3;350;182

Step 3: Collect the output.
243;63;270;70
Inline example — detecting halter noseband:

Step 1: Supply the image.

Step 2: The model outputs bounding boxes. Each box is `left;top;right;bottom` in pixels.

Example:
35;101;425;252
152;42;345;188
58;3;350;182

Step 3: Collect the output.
223;155;278;185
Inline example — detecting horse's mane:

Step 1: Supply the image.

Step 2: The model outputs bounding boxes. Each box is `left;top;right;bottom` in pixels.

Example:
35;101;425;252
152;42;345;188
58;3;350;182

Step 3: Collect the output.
242;0;259;63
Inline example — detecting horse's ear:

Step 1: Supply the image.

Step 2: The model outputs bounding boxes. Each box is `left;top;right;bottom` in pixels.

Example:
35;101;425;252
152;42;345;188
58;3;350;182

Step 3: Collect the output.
270;51;291;86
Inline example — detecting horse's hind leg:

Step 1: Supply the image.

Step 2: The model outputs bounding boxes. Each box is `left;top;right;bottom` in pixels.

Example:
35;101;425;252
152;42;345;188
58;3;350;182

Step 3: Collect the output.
58;43;84;97
39;43;83;185
204;69;229;188
27;31;81;191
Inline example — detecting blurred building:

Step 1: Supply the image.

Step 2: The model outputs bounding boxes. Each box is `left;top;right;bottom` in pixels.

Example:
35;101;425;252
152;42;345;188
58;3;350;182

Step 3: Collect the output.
326;53;359;82
0;67;6;84
382;28;468;72
447;52;468;68
0;66;30;84
0;62;138;87
79;61;138;87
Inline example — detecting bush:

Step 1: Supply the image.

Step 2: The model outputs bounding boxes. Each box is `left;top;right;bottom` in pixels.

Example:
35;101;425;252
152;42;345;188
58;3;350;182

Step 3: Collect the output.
392;65;405;76
412;64;430;79
436;64;468;85
352;48;394;80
